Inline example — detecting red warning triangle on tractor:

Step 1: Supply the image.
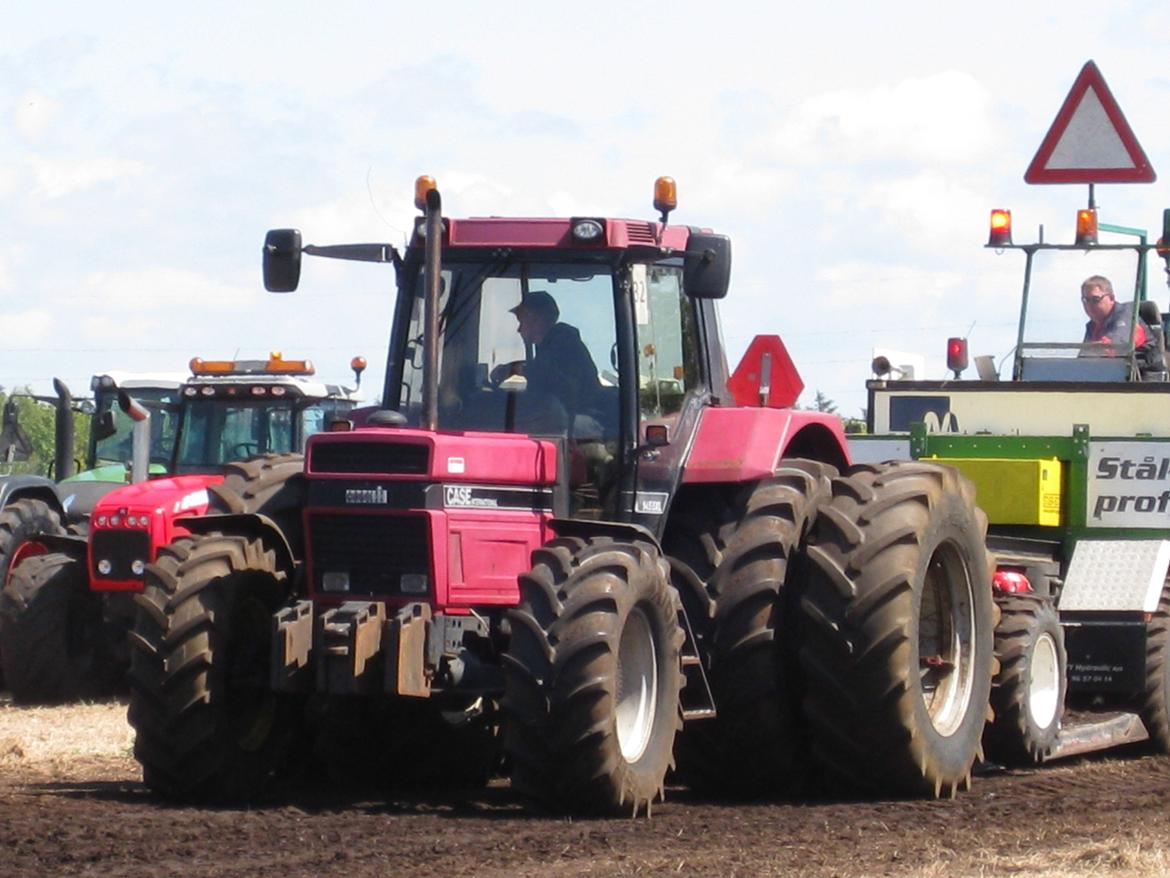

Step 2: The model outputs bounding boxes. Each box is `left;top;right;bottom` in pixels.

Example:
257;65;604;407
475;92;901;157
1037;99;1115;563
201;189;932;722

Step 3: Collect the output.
1025;60;1155;184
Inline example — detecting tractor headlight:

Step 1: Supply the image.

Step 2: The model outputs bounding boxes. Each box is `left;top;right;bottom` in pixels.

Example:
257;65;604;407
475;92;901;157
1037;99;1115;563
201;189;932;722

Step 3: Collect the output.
570;218;605;242
131;560;146;575
97;559;112;575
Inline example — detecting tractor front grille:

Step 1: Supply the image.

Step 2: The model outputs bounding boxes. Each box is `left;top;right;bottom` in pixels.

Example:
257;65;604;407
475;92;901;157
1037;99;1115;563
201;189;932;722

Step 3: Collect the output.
307;512;430;597
309;441;430;476
91;530;151;582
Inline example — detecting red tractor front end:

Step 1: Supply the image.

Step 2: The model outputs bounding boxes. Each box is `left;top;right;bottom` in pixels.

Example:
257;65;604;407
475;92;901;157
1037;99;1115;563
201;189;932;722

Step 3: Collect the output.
275;428;558;697
88;475;218;593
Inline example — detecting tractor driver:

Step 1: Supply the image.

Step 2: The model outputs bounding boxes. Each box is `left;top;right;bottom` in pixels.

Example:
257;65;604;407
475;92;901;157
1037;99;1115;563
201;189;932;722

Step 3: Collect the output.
498;290;604;423
1080;275;1162;375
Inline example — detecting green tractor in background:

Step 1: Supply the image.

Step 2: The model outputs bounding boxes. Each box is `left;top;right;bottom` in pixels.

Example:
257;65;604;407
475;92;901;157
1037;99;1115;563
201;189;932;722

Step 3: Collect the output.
0;371;187;584
0;372;186;682
854;205;1170;764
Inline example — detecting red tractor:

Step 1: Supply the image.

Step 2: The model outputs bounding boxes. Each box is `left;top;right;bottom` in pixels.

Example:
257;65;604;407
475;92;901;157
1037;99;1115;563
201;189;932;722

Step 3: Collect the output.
127;178;996;814
0;353;363;703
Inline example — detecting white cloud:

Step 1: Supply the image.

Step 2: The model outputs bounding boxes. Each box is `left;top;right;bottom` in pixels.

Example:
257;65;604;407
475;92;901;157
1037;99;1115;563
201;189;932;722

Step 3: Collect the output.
770;71;998;167
79;268;258;311
28;156;148;199
14;90;60;140
0;309;53;347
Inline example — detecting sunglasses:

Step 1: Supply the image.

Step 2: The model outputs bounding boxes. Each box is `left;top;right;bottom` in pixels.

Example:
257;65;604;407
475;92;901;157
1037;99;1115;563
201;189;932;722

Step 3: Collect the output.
1081;293;1111;304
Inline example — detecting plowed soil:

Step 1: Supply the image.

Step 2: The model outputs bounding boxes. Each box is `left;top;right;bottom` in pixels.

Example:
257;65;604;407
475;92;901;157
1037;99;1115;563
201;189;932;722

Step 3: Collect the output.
2;698;1169;878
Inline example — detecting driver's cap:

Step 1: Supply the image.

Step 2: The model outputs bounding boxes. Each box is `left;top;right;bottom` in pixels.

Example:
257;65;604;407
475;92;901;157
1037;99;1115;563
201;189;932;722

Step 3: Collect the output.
510;290;559;321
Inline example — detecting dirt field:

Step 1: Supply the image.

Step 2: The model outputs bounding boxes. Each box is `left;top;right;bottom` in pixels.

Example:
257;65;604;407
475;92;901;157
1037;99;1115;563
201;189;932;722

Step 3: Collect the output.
2;698;1170;878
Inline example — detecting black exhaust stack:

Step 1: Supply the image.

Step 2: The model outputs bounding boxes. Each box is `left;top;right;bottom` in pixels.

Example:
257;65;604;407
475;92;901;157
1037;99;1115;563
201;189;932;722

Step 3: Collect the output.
52;378;76;479
421;187;443;432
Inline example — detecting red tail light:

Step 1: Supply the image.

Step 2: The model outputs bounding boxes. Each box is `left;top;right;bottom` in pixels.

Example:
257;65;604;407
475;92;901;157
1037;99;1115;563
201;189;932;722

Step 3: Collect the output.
993;569;1031;594
946;337;968;376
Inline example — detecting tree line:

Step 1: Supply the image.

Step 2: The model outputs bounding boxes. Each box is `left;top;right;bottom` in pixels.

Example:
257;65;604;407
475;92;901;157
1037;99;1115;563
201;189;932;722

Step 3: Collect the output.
0;388;91;478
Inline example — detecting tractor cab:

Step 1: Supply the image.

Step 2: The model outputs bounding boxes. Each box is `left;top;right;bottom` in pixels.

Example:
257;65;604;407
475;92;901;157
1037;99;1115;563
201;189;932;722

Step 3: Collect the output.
69;371;187;482
988;207;1166;384
267;175;732;525
389;233;714;519
172;352;364;474
863;206;1170;439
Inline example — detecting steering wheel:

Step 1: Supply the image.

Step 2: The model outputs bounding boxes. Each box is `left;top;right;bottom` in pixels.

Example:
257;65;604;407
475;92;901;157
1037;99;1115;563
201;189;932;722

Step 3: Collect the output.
231;442;260;459
490;360;525;387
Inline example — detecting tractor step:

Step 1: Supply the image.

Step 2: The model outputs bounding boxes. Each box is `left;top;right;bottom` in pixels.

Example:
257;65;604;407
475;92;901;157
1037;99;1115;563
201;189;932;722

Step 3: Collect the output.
1049;710;1149;760
677;604;716;722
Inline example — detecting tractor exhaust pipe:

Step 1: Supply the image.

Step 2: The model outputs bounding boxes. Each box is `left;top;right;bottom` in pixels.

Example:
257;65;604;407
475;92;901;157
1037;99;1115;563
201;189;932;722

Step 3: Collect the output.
421;187;443;432
52;378;76;479
117;390;151;484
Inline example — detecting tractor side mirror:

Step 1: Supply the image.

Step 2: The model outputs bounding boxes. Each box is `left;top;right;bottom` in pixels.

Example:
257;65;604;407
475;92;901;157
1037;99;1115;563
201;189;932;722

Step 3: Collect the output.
684;232;731;299
95;410;117;441
263;229;303;292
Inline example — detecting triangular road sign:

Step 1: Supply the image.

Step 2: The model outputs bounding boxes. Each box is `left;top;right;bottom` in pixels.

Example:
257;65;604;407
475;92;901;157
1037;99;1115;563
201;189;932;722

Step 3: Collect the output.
1025;60;1155;184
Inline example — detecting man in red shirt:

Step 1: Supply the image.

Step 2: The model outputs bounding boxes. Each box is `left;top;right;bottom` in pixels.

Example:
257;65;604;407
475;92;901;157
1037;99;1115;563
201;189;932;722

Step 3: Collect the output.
1081;274;1164;377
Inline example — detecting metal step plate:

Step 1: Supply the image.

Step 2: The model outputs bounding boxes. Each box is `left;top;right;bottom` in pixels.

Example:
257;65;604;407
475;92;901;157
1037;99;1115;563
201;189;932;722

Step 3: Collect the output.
1059;539;1170;612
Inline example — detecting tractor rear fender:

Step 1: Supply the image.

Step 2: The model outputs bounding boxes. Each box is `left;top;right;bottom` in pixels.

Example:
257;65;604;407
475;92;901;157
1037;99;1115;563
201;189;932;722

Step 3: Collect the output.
0;476;63;517
175;512;297;580
681;408;850;485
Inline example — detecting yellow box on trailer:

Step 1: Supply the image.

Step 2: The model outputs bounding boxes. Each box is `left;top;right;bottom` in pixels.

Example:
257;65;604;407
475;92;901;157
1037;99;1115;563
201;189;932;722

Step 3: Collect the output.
924;457;1063;526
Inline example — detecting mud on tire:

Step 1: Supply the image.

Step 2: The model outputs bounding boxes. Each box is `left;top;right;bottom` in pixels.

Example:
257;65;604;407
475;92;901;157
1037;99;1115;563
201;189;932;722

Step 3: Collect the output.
0;552;123;704
502;537;684;816
799;461;996;798
127;534;295;802
665;459;836;797
984;592;1065;766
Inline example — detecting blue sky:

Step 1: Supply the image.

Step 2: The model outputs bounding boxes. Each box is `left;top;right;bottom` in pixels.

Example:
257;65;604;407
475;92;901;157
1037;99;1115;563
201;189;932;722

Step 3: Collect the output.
5;2;1170;417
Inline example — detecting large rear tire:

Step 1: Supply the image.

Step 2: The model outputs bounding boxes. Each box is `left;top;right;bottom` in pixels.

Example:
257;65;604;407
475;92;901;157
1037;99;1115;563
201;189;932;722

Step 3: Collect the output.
666;460;835;797
207;453;306;554
1141;582;1170;752
799;461;995;798
502;537;683;815
127;534;293;802
0;498;64;586
0;552;123;704
984;592;1065;765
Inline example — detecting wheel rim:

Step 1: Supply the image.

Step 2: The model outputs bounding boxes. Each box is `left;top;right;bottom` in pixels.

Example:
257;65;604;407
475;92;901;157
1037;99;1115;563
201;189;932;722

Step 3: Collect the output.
615;605;659;763
918;541;976;737
1028;631;1061;729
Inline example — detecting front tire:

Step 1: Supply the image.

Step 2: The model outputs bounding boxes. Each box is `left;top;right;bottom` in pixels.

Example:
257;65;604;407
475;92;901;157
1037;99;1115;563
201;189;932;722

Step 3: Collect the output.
0;552;122;704
799;461;996;798
128;534;293;802
502;537;683;815
984;592;1065;765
